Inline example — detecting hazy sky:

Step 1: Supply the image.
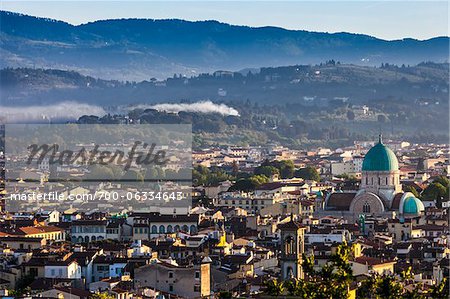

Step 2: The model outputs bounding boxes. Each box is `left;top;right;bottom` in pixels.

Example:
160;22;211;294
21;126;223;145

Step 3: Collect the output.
1;1;448;40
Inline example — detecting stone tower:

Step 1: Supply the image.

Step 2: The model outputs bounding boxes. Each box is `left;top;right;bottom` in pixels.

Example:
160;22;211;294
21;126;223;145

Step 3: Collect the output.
279;218;306;280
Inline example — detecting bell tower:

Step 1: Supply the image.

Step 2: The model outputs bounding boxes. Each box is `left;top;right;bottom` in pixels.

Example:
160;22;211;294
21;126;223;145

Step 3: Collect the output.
278;218;306;280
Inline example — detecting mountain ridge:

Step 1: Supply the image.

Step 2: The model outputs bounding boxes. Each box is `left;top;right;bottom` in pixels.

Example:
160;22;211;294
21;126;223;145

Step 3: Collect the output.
1;10;449;80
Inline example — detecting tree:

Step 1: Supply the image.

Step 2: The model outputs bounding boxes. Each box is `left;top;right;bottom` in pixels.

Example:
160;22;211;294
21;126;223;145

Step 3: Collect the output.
406;185;420;198
295;166;321;181
375;275;403;299
254;165;279;178
260;159;295;179
264;279;285;296
422;177;449;207
428;278;449;299
229;178;257;192
91;292;115;299
285;279;308;298
357;274;377;298
121;169;144;183
217;291;233;299
281;242;355;299
86;165;115;181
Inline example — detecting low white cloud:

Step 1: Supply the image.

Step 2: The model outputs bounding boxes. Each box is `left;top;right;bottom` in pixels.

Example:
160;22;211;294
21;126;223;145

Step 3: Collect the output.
131;101;240;116
0;101;106;122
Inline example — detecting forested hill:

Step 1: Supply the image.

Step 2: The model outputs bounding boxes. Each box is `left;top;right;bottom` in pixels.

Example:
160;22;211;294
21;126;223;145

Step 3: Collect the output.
1;62;448;107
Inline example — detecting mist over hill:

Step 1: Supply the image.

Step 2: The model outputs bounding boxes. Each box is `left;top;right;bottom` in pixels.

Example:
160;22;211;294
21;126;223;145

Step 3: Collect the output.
1;11;449;80
1;62;448;146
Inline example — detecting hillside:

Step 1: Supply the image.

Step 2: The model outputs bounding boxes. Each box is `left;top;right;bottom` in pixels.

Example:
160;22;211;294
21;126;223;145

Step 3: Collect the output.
1;62;448;106
1;62;448;146
1;11;449;80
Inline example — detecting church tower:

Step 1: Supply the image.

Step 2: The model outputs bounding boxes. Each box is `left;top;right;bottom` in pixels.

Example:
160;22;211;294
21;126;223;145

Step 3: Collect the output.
279;218;306;280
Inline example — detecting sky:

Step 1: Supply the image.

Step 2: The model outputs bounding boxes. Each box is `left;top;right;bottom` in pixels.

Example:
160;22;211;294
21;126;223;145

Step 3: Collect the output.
1;1;448;40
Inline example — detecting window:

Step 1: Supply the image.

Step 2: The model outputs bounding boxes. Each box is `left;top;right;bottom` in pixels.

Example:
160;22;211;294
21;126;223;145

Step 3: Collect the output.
194;285;201;292
385;177;388;185
168;271;173;278
169;285;174;292
151;225;157;234
363;202;371;214
159;225;166;234
284;236;296;255
51;269;55;276
195;271;200;279
190;225;197;234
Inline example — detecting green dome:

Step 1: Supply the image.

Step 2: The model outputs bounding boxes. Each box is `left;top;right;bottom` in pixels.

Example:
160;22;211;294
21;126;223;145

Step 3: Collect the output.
362;135;399;171
403;196;424;215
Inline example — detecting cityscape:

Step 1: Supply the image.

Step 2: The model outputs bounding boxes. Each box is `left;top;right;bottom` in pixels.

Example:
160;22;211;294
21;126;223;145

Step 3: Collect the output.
0;1;449;299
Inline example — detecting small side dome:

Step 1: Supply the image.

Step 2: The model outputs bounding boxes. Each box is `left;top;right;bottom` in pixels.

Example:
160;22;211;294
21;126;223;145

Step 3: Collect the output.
402;196;425;216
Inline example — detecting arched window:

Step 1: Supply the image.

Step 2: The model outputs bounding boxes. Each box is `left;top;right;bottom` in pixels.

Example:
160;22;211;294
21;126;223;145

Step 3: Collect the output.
182;225;189;232
385;177;388;185
363;202;371;214
284;236;296;255
286;266;294;279
167;225;173;233
151;225;157;234
190;225;197;234
174;225;180;232
91;236;96;242
159;225;165;234
378;177;381;185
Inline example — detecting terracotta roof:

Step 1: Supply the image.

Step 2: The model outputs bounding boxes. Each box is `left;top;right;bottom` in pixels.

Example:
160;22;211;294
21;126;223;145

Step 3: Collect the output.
326;192;356;211
353;256;396;266
19;225;64;235
256;182;284;190
278;220;306;230
54;287;91;298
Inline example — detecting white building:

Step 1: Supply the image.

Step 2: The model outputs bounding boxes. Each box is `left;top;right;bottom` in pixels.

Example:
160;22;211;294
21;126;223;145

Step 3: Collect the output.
45;260;81;279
